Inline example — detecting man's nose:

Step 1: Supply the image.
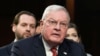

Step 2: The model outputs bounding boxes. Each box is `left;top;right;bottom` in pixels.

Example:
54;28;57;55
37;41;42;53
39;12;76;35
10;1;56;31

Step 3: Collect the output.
26;26;31;32
54;24;61;31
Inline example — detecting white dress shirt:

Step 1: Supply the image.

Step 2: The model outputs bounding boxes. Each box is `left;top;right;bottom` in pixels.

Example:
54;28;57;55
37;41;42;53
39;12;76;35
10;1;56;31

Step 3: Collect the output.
42;38;58;56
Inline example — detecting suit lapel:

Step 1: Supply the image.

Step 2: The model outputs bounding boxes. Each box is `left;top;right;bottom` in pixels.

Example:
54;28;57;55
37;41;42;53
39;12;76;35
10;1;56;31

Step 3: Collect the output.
30;35;72;56
7;42;14;55
31;35;46;56
58;40;71;56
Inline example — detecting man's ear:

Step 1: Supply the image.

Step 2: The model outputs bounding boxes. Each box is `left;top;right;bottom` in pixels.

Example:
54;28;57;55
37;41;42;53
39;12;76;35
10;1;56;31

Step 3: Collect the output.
40;20;43;26
39;20;44;32
12;24;17;32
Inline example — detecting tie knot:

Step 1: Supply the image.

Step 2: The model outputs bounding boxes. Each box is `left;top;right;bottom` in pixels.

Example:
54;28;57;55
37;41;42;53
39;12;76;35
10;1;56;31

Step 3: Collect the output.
51;47;57;52
51;47;57;56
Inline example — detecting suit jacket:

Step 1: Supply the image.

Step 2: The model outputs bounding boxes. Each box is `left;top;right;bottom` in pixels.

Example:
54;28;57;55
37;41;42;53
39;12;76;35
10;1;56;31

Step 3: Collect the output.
0;42;13;56
11;34;86;56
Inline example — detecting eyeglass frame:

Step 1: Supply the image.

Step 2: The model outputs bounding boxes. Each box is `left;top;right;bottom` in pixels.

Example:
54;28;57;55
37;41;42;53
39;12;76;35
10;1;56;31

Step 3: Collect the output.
43;19;69;29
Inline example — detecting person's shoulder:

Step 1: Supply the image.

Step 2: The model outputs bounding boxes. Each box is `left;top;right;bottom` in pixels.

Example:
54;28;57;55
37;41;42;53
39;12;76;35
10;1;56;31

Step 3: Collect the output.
63;39;86;56
0;45;8;51
86;53;92;56
13;34;41;46
11;34;41;53
64;39;84;49
0;43;13;50
0;43;13;55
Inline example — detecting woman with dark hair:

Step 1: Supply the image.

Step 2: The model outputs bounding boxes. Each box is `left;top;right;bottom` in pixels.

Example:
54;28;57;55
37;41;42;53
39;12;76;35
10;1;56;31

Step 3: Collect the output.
66;22;92;56
66;23;81;43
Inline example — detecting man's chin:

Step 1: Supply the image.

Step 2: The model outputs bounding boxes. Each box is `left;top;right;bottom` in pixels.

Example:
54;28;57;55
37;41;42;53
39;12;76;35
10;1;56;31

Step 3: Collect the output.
51;39;62;43
24;35;31;38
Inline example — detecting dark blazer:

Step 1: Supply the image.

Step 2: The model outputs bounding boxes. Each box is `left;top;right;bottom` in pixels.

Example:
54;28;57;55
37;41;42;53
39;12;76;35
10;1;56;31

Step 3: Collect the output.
0;42;13;56
11;34;86;56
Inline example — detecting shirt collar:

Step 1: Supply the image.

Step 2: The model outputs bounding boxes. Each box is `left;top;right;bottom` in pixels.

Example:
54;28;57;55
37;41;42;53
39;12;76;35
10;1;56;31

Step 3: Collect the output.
42;37;59;51
14;39;18;42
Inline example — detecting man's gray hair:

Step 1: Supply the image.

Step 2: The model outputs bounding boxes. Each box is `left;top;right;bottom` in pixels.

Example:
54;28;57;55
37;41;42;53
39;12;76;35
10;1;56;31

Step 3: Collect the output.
41;4;70;21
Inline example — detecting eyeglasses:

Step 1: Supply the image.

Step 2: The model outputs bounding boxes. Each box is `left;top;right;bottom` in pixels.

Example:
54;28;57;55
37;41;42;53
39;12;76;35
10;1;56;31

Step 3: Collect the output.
45;20;69;28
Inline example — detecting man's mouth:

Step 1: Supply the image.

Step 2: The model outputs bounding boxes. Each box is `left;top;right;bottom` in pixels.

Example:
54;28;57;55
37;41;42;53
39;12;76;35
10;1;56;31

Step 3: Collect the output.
51;33;60;37
24;33;31;37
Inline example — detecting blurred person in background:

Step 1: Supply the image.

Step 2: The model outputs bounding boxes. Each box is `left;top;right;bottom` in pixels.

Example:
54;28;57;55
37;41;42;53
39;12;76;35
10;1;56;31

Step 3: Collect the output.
66;22;92;56
35;21;41;35
0;11;37;56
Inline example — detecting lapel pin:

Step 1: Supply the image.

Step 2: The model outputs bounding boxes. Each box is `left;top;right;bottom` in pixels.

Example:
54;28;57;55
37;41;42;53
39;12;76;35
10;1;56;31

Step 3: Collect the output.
63;52;67;55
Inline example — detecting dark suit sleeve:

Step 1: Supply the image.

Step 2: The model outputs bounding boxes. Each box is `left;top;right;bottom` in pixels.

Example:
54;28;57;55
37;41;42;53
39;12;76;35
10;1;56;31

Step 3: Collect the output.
0;47;7;56
70;42;87;56
64;39;87;56
0;43;13;56
11;42;23;56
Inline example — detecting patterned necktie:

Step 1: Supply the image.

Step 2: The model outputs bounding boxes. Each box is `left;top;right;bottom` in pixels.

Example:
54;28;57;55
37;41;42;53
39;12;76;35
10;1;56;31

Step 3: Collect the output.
51;47;57;56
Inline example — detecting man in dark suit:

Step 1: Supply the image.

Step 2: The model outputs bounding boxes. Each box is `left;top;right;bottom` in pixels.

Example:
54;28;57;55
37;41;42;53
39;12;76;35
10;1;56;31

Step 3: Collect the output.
0;11;37;56
11;5;86;56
